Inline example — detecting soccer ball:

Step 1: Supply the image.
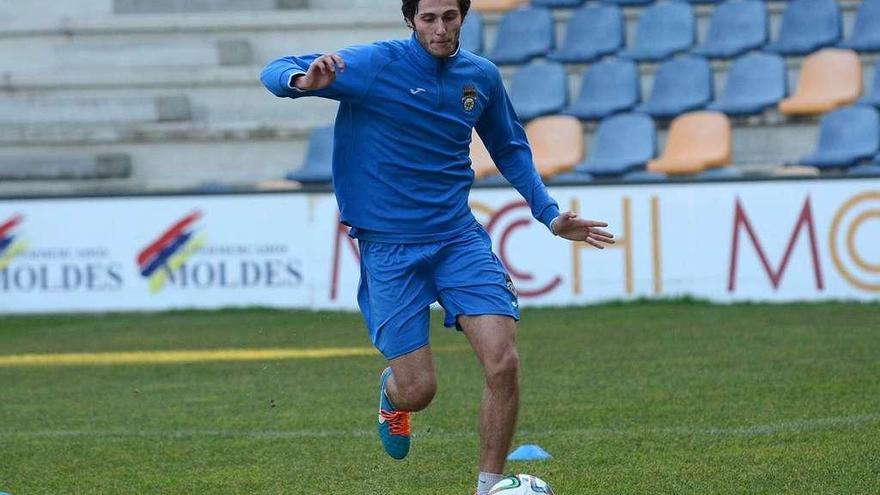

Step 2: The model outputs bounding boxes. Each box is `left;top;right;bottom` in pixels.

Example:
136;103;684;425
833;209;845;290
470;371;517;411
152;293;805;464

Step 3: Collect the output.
489;474;555;494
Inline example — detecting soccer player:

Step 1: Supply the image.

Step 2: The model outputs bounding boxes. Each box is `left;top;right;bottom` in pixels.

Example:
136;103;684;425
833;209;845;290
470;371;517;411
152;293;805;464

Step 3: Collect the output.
260;0;615;493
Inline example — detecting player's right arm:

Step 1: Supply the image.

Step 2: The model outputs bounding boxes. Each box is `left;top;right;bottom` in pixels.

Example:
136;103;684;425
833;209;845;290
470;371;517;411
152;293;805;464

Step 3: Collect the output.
260;45;376;102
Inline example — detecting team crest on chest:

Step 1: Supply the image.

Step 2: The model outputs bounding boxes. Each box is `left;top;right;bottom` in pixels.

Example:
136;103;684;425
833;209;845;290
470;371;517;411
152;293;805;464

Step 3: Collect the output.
462;84;477;112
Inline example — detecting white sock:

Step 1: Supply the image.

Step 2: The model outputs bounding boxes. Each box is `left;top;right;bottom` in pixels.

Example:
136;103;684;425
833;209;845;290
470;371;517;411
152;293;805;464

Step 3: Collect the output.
476;472;505;495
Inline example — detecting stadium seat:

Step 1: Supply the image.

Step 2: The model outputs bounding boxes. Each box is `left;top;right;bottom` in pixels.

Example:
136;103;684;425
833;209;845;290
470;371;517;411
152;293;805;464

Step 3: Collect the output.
619;1;695;62
460;12;484;55
565;59;640;120
623;170;667;181
771;165;820;177
509;61;569;121
476;174;511;186
531;0;586;7
488;6;555;65
547;4;624;64
709;52;787;116
638;56;713;119
470;131;500;180
472;0;528;13
525;115;585;178
838;0;880;52
778;49;862;116
647;111;732;175
286;125;334;184
691;0;768;59
573;113;656;177
799;106;880;169
546;171;593;184
860;62;880;108
765;0;841;56
601;0;653;6
847;164;880;176
696;166;744;179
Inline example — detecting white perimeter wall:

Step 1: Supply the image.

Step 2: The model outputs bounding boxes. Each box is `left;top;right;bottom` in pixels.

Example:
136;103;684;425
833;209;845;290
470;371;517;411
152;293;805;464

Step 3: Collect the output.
1;178;878;314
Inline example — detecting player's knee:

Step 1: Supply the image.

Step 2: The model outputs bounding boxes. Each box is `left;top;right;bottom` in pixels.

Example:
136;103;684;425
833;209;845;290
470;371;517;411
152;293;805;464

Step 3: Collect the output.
397;372;437;411
485;347;519;388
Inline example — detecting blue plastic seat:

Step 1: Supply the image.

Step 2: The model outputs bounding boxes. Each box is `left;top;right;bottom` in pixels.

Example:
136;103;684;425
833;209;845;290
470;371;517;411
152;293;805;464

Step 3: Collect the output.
573;113;656;177
839;0;880;52
488;6;555;65
861;61;880;108
476;174;510;187
696;166;744;180
708;52;787;116
765;0;841;56
847;164;880;176
799;106;880;169
509;61;569;121
460;12;484;55
286;125;334;184
547;4;624;64
531;0;586;7
619;1;695;62
623;170;667;181
638;56;713;118
565;59;640;120
692;0;768;59
546;171;593;184
601;0;653;5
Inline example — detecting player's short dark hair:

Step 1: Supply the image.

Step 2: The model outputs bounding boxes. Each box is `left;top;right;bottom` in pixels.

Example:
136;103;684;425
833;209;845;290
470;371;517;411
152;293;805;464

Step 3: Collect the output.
402;0;471;28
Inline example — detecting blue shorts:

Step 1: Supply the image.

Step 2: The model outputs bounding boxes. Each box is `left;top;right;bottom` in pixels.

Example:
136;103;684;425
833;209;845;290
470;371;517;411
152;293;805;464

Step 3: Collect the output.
356;224;520;360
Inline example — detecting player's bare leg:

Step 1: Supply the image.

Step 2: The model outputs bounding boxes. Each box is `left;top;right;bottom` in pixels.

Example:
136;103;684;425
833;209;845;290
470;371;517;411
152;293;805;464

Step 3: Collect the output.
460;315;519;491
386;345;437;412
376;345;437;460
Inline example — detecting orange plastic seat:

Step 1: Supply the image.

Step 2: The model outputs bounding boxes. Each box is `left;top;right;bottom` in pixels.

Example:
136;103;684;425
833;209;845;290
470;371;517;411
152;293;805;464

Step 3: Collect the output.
469;131;500;179
778;49;862;116
472;0;528;13
647;111;732;175
525;115;585;179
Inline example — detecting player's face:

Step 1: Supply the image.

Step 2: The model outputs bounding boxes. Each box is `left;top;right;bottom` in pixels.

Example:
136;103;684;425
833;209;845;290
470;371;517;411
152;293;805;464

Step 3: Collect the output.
412;0;462;58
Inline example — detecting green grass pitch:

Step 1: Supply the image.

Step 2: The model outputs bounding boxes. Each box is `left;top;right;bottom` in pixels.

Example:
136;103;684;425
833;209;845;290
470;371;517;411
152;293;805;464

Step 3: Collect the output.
1;302;879;494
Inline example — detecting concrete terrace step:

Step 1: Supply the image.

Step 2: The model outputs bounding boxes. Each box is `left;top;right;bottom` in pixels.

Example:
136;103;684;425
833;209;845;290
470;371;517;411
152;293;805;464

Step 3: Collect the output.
0;122;314;190
0;95;191;125
0;0;306;24
0;152;131;180
0;38;253;71
114;0;305;15
0;120;313;146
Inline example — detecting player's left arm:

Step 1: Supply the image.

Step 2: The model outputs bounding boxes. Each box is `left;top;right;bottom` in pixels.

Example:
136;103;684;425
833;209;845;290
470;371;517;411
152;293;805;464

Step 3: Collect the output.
474;68;614;249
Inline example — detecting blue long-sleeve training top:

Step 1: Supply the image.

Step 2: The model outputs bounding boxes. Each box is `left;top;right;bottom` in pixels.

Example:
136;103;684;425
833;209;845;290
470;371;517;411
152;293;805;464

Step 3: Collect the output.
261;33;560;243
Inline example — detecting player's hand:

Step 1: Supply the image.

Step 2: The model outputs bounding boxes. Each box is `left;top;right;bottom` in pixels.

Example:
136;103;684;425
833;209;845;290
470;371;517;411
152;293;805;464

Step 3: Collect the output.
295;53;345;91
551;211;615;249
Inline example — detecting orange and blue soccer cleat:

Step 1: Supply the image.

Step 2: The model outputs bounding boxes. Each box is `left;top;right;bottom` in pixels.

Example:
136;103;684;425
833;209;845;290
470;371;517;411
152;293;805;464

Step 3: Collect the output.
377;367;411;459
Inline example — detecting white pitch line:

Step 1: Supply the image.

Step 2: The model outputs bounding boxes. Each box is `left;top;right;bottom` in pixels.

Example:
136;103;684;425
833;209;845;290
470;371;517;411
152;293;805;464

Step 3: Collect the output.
2;414;877;441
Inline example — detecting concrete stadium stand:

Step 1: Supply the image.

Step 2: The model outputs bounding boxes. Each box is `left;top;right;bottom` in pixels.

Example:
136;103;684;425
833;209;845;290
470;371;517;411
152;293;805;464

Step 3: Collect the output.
0;1;869;195
0;121;311;191
0;95;191;125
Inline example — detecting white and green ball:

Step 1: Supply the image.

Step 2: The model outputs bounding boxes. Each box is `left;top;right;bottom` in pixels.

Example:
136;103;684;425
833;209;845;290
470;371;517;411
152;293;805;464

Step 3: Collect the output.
489;474;555;495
